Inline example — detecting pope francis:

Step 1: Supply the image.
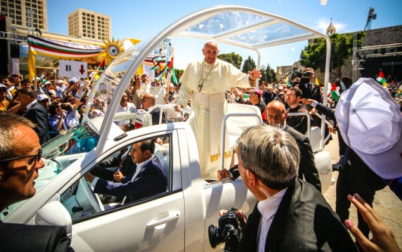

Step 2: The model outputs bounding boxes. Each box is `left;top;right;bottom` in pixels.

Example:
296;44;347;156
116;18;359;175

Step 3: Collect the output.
176;41;261;180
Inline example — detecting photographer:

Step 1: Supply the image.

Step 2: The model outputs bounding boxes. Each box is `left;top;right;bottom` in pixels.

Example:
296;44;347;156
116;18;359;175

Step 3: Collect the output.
298;68;321;102
223;125;358;252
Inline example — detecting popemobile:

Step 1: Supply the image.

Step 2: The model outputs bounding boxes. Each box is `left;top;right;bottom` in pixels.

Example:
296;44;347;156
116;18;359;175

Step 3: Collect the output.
1;5;333;251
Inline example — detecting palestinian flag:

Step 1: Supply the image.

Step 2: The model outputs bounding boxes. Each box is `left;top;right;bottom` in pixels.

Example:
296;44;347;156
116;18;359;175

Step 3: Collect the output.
376;69;386;84
167;57;178;85
98;58;105;70
330;82;340;102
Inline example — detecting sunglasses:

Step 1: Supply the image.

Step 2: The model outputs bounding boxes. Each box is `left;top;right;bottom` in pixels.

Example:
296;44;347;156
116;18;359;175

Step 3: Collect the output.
0;149;42;163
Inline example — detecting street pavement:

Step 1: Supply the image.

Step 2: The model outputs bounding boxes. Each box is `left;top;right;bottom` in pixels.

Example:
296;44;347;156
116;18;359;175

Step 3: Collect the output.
323;133;402;248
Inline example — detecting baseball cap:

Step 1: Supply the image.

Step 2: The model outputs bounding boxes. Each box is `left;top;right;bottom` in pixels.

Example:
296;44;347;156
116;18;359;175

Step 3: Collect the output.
68;77;79;84
335;78;402;179
37;94;50;101
0;84;7;89
43;81;51;86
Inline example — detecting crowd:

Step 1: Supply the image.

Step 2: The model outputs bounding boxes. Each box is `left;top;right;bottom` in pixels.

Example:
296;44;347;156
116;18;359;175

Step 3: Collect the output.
1;39;401;251
0;70;185;143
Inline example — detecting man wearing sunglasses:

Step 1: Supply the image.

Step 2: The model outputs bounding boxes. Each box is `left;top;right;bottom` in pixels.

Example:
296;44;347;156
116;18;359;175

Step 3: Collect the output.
0;113;73;251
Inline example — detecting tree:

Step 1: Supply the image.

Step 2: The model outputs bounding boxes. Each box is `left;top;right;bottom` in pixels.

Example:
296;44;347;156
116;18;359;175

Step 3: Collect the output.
218;52;243;69
270;68;278;83
300;32;366;78
265;64;277;84
241;56;256;73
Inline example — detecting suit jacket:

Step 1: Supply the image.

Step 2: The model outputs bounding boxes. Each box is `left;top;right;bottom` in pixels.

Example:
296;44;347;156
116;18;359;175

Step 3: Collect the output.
24;102;50;145
286;104;309;135
237;179;358;252
0;221;73;252
90;150;134;181
285;125;321;192
314;102;336;123
94;157;166;203
299;82;322;102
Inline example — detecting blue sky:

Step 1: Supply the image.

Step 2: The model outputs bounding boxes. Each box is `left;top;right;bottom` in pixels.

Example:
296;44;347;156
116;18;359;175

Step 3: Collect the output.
47;0;402;70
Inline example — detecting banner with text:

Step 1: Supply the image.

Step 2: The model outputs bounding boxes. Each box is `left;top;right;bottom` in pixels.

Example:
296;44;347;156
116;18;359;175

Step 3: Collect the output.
59;60;88;78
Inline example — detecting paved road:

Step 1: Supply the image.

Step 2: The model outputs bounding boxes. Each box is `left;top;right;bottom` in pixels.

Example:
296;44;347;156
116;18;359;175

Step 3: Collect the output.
323;133;402;248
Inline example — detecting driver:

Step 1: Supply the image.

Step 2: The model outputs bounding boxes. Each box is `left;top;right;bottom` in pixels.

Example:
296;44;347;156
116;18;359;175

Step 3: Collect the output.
84;139;166;204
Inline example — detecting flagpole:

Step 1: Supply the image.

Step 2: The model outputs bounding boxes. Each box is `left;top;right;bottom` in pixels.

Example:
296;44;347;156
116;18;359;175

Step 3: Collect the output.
90;58;105;83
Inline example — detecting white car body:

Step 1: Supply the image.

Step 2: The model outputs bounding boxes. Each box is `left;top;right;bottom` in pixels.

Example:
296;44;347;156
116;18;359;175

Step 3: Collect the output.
2;5;333;251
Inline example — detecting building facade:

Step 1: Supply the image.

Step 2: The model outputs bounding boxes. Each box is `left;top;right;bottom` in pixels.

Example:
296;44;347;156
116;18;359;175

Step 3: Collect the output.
68;8;111;41
0;0;47;31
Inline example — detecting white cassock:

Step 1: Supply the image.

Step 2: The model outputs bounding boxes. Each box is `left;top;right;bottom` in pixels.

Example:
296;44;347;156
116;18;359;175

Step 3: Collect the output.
178;59;254;180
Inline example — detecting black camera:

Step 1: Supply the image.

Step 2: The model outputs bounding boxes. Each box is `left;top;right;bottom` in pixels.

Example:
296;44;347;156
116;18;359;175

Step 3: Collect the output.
208;208;246;252
292;68;304;79
292;68;313;78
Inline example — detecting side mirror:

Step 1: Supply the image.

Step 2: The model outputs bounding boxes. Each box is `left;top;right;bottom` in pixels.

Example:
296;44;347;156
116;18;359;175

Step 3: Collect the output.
36;201;72;238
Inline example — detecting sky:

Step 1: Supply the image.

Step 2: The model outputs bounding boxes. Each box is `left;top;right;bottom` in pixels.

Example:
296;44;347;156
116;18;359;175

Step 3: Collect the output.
47;0;402;70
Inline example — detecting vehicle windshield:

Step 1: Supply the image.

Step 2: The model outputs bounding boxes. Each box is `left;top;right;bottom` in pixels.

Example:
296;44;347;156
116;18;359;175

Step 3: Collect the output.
0;123;99;220
84;38;151;126
42;122;99;159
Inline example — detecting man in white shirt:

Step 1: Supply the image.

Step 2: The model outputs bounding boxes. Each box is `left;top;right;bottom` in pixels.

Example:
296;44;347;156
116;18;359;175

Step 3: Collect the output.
139;74;151;96
115;93;136;127
53;79;66;98
233;125;358;252
150;79;167;105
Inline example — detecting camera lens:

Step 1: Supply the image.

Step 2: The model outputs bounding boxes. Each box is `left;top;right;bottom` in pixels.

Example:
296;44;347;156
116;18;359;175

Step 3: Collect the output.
208;225;222;248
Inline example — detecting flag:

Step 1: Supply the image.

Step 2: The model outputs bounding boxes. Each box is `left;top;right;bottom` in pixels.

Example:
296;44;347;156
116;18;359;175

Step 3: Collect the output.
315;77;319;86
171;70;178;85
166;57;178;85
330;82;340;102
98;58;105;70
376;69;386;84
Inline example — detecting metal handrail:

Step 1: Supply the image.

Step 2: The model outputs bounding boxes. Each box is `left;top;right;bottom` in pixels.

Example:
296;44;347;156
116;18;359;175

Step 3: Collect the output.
220;113;263;170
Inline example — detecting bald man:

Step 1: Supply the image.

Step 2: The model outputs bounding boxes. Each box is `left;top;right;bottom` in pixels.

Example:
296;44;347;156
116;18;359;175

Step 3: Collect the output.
266;100;321;191
175;41;261;180
218;101;321;191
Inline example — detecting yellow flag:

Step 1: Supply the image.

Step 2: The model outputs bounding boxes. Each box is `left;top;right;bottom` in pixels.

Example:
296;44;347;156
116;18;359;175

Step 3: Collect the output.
315;77;319;86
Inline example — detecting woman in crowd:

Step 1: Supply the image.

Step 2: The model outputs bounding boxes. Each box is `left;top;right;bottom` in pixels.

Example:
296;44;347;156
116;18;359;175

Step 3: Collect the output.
0;84;9;112
48;101;67;137
131;74;142;108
